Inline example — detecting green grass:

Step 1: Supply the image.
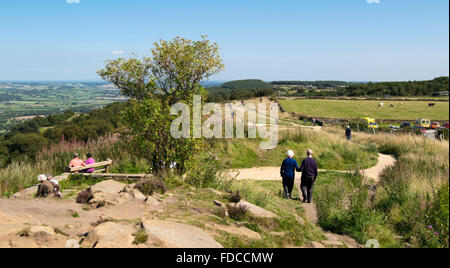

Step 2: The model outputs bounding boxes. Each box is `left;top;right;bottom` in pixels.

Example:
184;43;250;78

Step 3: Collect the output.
280;99;449;120
313;132;449;248
215;180;324;248
215;129;379;170
314;171;401;248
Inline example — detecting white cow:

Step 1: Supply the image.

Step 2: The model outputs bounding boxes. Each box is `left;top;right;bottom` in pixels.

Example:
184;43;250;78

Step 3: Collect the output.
379;103;385;108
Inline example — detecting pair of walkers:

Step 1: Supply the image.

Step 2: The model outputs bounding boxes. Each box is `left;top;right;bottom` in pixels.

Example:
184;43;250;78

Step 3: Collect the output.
280;149;318;203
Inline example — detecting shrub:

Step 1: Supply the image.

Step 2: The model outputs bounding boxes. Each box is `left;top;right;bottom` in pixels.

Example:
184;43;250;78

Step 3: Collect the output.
76;187;94;204
437;128;449;140
227;191;242;203
135;179;167;196
133;229;148;245
227;204;249;221
212;206;228;218
185;153;223;188
416;182;449;248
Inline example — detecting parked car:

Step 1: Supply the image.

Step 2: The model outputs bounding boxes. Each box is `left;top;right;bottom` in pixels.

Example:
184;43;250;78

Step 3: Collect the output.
431;122;441;129
416;119;431;128
389;125;400;130
442;122;449;129
400;122;411;128
412;126;427;132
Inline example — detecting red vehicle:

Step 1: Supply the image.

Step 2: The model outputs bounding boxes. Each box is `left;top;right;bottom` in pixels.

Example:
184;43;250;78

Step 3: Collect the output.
431;122;441;129
443;122;449;129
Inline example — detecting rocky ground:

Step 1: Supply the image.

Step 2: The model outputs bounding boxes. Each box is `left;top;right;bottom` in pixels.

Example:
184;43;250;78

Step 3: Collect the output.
0;178;299;248
1;152;395;248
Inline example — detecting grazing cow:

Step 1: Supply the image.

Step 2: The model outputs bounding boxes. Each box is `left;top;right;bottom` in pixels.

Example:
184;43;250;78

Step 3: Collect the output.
429;103;436;107
390;104;395;108
400;102;404;105
379;103;385;108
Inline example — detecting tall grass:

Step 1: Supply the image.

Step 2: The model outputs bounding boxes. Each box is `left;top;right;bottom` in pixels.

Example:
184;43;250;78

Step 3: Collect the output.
215;128;379;170
315;129;449;248
0;134;150;197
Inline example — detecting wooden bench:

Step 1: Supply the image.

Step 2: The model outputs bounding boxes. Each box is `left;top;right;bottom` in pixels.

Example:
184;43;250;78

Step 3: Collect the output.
69;159;113;174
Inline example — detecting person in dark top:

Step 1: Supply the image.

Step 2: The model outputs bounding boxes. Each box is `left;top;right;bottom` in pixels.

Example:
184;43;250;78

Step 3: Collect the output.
280;150;301;199
299;149;319;203
345;126;352;141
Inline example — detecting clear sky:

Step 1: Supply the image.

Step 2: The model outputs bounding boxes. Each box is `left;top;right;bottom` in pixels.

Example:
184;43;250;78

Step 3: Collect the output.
0;0;448;82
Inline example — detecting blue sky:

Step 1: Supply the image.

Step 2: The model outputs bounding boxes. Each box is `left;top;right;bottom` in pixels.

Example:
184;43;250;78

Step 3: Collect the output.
0;0;448;81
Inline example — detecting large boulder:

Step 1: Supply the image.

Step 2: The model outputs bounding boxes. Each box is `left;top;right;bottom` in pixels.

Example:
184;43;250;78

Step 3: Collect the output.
28;226;56;237
91;180;127;195
82;222;137;248
209;224;261;240
142;220;222;248
234;201;278;219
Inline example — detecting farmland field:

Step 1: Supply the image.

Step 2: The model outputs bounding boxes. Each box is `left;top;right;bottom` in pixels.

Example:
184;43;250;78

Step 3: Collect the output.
279;99;449;121
0;82;127;131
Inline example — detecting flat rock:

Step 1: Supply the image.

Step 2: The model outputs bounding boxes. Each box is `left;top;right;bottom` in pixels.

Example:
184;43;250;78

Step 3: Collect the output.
90;180;127;195
9;237;39;248
29;226;56;237
145;196;162;207
236;201;278;218
82;222;136;248
142;219;222;248
324;233;338;241
211;224;261;240
131;189;147;202
208;188;223;196
65;239;81;248
307;241;326;248
322;240;344;248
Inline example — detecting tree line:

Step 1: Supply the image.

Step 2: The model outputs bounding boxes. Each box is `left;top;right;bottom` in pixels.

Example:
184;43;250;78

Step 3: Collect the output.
0;102;125;167
207;79;274;102
338;77;449;97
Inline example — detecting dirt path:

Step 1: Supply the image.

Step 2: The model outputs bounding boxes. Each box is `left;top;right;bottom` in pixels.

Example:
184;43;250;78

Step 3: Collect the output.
232;153;397;248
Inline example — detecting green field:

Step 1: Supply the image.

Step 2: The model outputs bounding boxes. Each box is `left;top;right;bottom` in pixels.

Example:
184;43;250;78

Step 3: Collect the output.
280;99;449;121
0;82;127;131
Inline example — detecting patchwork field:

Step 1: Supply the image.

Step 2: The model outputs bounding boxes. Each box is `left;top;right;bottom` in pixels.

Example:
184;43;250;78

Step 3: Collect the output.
0;82;127;131
279;99;449;121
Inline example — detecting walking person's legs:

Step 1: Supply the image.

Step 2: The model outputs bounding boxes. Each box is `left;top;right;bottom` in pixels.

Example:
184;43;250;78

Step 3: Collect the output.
302;176;315;203
287;178;295;199
282;177;290;199
307;180;314;203
300;176;309;202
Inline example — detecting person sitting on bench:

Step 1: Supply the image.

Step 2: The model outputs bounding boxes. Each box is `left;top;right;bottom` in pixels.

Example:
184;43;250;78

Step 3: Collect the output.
83;153;96;173
69;153;86;173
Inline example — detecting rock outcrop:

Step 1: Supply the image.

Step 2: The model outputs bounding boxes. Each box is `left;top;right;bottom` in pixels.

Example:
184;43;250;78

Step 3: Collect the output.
142;219;223;248
230;201;278;219
82;222;137;248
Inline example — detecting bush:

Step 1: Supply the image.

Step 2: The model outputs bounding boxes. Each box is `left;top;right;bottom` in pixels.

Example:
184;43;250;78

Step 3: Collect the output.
227;204;249;221
437;128;449;140
185;153;223;188
76;187;94;204
135;179;167;196
212;206;228;218
227;191;242;203
416;182;449;248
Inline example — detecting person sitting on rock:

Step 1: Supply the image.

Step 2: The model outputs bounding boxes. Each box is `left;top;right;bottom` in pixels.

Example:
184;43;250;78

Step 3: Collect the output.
69;153;86;173
36;174;61;198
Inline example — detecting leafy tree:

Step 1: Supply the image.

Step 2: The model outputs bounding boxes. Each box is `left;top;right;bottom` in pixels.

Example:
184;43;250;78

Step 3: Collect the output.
98;36;224;175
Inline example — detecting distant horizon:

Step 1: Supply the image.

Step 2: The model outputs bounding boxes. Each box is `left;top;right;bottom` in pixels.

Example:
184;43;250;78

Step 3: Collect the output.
0;76;448;84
